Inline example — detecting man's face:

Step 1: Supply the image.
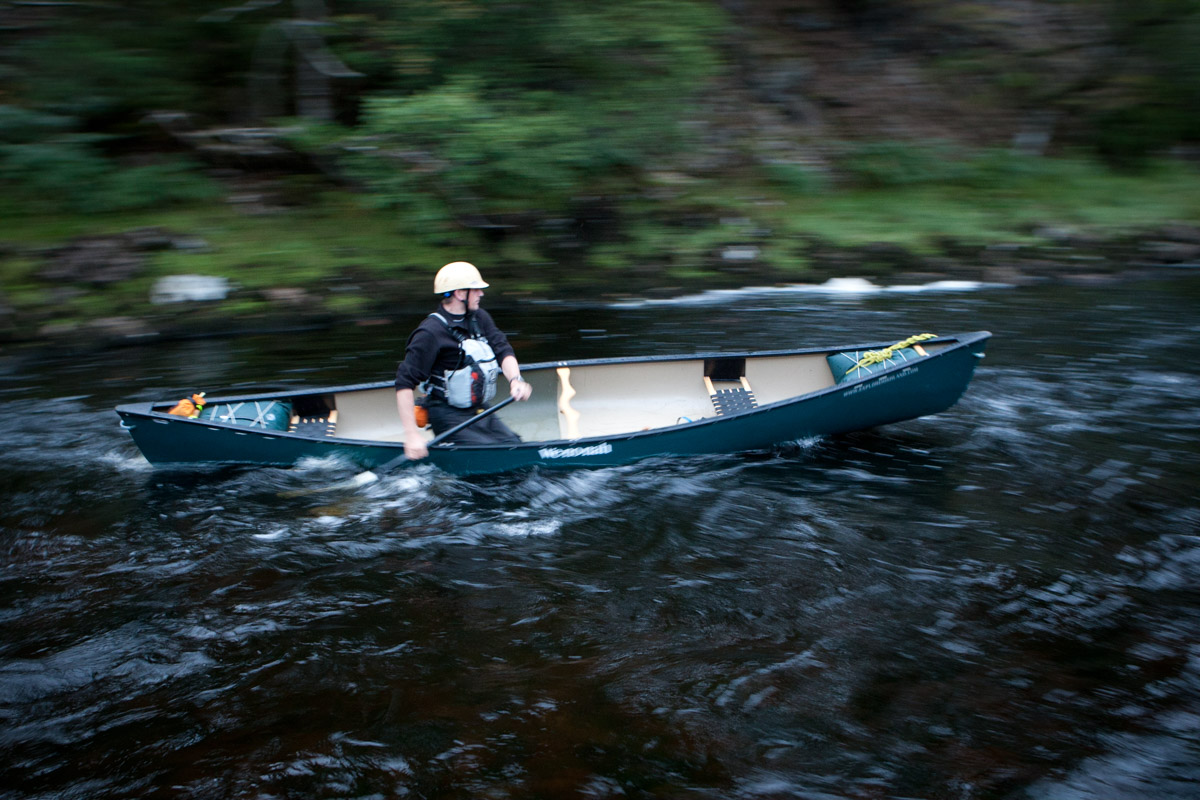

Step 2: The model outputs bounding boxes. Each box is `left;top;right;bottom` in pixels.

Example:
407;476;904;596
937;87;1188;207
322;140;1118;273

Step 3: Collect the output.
466;288;484;311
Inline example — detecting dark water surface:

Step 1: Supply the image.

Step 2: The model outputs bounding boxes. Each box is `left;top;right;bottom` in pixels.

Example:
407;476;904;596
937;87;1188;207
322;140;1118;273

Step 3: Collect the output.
3;277;1199;799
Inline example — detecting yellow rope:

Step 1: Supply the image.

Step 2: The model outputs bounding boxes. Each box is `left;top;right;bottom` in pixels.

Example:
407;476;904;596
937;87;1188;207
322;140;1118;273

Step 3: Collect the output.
847;333;937;374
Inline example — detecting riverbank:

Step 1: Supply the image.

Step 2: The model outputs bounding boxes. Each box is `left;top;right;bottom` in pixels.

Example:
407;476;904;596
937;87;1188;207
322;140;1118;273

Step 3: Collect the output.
4;220;1197;354
3;161;1199;351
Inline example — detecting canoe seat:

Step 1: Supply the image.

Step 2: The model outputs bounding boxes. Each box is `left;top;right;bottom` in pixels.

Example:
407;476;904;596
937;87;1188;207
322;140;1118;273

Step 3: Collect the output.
704;376;757;416
288;409;337;437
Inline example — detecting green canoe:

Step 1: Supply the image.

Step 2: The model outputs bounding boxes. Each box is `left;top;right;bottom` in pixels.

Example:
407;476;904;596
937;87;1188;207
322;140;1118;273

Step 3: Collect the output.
116;331;990;475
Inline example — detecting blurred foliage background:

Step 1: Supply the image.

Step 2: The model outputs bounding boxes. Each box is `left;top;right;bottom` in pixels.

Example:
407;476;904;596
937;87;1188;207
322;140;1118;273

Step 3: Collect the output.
1;0;1198;328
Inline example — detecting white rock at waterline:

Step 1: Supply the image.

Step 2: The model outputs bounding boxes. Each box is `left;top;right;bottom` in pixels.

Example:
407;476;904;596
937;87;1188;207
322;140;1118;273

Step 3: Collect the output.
150;275;230;304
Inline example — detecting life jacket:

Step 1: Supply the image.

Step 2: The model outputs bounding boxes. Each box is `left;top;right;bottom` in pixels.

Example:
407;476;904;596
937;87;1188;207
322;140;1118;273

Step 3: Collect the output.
168;392;206;418
423;312;500;408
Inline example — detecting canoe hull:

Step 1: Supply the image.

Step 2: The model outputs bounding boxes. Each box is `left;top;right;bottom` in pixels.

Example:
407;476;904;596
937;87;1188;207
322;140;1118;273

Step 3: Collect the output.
116;332;990;475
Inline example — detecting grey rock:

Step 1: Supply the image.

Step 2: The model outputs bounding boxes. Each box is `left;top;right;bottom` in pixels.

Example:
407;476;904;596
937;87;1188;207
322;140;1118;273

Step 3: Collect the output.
87;316;158;340
37;237;146;285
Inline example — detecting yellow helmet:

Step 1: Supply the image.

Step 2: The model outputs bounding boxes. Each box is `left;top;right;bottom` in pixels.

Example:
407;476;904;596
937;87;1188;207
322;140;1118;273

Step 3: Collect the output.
434;261;489;294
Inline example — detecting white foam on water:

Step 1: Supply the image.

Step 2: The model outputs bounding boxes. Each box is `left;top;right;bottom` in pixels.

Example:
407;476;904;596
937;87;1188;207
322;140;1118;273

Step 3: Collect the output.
889;279;1002;293
491;519;563;539
366;470;438;504
811;277;884;294
252;527;289;541
292;454;361;473
99;450;153;472
609;276;1011;308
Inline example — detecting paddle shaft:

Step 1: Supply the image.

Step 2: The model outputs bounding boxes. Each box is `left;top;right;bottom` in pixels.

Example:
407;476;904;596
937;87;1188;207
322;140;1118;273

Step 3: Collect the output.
377;395;517;473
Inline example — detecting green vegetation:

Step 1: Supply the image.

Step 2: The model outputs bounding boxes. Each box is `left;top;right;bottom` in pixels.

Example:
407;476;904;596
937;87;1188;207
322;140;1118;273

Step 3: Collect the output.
3;153;1196;320
1;1;1198;335
1094;0;1200;164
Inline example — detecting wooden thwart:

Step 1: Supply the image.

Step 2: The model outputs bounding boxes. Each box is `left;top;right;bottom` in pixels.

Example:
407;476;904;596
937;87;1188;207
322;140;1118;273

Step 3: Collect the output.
557;367;581;439
705;376;757;416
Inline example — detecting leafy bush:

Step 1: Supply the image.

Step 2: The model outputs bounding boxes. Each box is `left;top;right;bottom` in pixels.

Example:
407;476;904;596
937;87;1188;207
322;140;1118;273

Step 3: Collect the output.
0;138;110;204
1089;1;1200;164
298;0;725;223
1092;102;1191;168
762;161;828;195
836;141;977;188
0;106;75;143
0;115;217;215
13;33;195;122
95;160;221;212
833;141;1114;192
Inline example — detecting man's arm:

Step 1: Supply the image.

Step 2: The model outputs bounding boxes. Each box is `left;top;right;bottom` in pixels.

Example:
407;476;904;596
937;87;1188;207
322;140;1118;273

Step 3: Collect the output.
501;355;532;401
394;325;438;460
474;311;528;402
396;387;429;460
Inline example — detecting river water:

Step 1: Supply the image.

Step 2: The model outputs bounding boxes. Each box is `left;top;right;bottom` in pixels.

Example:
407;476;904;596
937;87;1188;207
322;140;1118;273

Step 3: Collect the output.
2;275;1198;799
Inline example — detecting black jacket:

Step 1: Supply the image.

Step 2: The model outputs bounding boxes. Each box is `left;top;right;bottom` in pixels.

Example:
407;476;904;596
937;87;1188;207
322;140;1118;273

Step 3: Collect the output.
394;307;516;398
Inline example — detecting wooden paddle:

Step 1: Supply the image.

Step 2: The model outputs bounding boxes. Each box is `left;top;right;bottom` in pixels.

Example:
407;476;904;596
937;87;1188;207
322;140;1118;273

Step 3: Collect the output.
282;395;517;496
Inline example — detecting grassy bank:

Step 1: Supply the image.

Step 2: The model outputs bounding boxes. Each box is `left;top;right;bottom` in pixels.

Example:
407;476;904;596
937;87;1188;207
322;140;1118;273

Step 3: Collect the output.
2;156;1198;341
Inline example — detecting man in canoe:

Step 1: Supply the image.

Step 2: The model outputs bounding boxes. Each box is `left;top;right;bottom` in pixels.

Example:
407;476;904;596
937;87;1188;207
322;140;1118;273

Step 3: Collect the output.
395;261;533;460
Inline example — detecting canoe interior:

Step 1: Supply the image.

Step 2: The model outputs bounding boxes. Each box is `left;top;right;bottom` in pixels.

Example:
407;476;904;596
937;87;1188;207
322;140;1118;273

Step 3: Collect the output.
145;342;952;447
